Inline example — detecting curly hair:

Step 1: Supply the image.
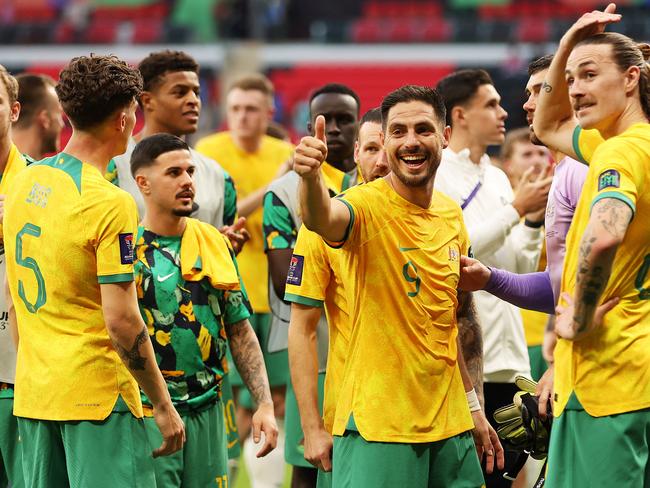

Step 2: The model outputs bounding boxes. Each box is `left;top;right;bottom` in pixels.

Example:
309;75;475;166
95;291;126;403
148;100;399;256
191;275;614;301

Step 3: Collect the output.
0;64;18;105
138;50;199;92
56;54;142;130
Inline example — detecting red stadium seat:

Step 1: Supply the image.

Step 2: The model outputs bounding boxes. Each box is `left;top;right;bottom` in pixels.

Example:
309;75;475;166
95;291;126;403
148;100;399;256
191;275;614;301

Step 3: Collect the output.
132;18;163;44
84;19;119;44
13;5;56;22
386;18;419;43
351;18;384;43
421;18;452;42
516;18;550;43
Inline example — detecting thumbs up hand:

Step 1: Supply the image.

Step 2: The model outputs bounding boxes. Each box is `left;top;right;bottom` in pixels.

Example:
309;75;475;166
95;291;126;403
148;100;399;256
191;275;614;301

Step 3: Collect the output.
294;115;328;180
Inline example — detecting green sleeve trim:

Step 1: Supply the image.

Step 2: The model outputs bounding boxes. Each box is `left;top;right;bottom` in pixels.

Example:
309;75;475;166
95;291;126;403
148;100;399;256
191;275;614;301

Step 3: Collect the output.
326;198;355;249
98;273;134;284
223;308;251;326
572;125;588;165
284;293;324;307
591;191;636;216
342;172;353;191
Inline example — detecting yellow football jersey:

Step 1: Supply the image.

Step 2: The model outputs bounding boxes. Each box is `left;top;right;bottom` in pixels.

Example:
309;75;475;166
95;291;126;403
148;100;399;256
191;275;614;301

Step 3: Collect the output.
327;177;474;443
195;132;293;313
572;125;606;165
556;123;650;417
0;144;27;239
4;153;142;421
284;226;349;432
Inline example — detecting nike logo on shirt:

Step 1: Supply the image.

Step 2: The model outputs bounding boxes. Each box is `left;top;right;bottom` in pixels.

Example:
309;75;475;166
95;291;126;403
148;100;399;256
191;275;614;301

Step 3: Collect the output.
157;272;175;282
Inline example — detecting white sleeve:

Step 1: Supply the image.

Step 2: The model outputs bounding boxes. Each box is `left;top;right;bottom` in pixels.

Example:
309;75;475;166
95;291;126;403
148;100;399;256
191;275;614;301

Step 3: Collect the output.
466;204;521;257
509;222;543;273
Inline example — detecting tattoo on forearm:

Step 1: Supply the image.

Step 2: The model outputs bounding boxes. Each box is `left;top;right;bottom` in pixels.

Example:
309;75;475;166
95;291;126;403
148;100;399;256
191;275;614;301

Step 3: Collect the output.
573;202;623;333
112;326;148;371
542;81;553;93
226;319;272;405
457;291;484;398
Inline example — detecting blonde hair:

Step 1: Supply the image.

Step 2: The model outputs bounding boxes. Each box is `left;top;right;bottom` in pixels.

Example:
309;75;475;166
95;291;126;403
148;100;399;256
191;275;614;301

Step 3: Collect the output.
228;74;274;105
0;64;18;105
500;127;532;161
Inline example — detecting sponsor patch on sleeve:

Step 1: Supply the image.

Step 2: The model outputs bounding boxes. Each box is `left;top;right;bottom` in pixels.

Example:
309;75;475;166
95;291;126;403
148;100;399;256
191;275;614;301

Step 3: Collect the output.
598;169;620;191
286;254;304;286
119;233;134;265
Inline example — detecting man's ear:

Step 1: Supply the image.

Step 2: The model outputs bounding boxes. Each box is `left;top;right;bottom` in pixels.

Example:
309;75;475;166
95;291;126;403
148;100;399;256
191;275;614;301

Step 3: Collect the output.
37;109;50;130
353;140;360;163
451;106;465;127
10;101;20;124
134;172;151;195
140;91;154;113
442;125;451;149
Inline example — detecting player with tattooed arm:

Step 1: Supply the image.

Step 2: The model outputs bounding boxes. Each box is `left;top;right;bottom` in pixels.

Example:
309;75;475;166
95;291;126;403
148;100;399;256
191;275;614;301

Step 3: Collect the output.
532;4;650;486
4;55;185;488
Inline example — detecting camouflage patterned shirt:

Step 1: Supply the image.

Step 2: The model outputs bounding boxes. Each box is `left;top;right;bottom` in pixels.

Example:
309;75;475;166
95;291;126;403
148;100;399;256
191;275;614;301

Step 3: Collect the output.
135;227;251;410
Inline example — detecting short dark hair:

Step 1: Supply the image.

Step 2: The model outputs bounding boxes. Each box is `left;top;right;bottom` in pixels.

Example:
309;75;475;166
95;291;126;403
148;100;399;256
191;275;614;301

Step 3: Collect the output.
56;55;142;130
14;73;56;128
528;55;554;76
130;133;190;177
360;107;381;127
309;83;360;116
138;50;199;92
436;69;493;126
380;85;446;129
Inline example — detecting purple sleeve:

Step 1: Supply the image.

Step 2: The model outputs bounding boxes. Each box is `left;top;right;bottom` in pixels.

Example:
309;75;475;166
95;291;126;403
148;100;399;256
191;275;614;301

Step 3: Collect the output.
483;268;556;314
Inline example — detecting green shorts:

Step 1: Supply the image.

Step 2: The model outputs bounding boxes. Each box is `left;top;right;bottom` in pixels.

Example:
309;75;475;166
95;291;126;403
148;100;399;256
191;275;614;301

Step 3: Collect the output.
220;373;241;460
18;405;155;488
547;394;650;488
144;400;228;488
285;371;326;467
527;345;548;382
228;313;289;408
332;429;483;488
0;386;23;488
317;469;333;488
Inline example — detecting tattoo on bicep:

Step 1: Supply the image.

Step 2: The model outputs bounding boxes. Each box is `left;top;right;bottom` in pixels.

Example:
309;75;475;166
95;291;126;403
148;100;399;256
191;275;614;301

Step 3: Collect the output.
226;319;272;405
112;325;148;371
594;199;632;239
542;82;553;93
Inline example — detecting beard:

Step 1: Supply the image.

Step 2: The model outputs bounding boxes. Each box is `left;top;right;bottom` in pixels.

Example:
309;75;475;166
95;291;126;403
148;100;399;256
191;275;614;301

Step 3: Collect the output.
172;207;194;217
389;151;438;188
41;130;59;156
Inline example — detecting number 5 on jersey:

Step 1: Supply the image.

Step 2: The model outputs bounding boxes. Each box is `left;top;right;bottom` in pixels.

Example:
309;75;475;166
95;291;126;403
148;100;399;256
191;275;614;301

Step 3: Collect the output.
16;223;46;313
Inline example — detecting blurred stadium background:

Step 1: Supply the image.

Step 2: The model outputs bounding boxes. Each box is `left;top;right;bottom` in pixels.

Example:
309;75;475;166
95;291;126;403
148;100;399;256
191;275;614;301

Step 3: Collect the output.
2;0;645;149
1;1;645;486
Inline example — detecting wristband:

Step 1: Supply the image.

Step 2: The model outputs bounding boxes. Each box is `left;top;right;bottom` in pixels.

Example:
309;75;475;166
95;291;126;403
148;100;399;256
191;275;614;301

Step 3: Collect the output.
524;218;544;228
466;388;481;412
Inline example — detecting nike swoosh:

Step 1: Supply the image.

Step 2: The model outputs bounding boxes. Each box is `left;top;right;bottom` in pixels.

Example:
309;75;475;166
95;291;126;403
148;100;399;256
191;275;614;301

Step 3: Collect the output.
399;246;419;252
157;272;175;282
227;439;238;449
